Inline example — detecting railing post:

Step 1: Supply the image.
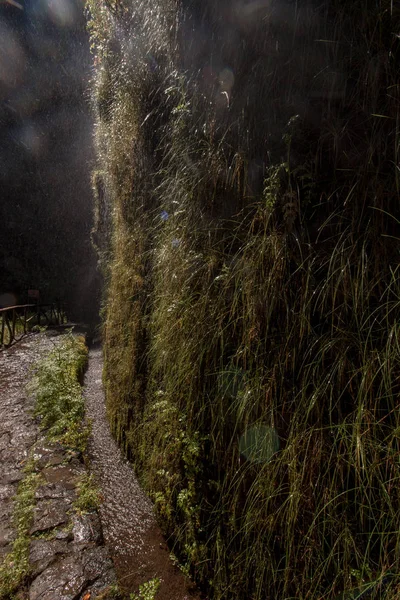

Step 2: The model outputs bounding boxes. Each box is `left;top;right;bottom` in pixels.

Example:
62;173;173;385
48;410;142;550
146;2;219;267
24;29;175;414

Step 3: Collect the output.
1;313;4;346
5;312;12;346
12;309;16;344
0;301;67;350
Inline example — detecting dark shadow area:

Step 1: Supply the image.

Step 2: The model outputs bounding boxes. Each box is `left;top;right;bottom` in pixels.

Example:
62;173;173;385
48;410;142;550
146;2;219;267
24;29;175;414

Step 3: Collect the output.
0;0;100;325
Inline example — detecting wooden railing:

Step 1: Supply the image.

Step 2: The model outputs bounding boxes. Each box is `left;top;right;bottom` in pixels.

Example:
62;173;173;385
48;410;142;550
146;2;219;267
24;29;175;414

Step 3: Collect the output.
0;303;67;349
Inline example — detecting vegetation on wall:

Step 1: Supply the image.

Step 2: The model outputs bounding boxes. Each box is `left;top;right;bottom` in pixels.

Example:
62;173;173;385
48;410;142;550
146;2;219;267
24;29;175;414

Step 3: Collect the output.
88;0;400;598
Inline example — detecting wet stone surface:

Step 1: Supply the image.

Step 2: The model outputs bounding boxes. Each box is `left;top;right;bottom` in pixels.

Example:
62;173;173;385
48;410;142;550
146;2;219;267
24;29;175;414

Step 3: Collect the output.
30;539;69;577
72;512;103;546
0;334;54;560
30;498;72;534
29;555;88;600
0;334;116;599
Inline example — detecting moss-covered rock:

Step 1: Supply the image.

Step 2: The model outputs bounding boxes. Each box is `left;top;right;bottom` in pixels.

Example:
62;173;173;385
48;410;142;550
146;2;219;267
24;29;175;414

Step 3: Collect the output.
87;1;400;598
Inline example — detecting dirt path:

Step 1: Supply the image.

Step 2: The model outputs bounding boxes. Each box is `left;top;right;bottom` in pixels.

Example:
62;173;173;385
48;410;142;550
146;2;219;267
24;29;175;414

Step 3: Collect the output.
84;345;202;599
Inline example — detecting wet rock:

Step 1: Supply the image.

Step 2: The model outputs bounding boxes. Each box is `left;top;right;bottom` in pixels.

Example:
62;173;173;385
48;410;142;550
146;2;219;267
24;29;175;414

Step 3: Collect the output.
0;521;15;546
30;499;71;534
69;457;86;471
33;443;65;469
0;448;21;463
29;555;87;600
72;513;103;546
43;464;84;490
2;469;23;484
0;484;16;500
30;539;68;577
0;432;11;451
11;430;37;448
0;499;13;520
55;528;74;541
82;546;115;583
46;453;67;467
35;483;75;501
1;335;118;600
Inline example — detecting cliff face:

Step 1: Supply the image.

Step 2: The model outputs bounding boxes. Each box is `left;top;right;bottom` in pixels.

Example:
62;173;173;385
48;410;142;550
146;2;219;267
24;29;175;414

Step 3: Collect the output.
88;2;400;598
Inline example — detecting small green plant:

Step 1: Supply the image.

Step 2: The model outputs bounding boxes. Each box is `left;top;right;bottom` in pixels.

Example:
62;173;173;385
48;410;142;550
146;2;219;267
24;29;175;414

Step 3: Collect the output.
0;461;42;598
29;333;88;451
74;473;101;514
129;578;160;600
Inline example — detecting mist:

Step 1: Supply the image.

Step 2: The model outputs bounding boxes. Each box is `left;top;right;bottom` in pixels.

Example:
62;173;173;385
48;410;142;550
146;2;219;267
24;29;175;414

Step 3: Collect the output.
0;0;99;322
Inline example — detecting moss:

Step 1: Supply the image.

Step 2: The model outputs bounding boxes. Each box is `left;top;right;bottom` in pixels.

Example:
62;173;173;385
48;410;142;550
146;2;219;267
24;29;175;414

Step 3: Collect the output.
30;333;89;451
129;578;160;600
0;463;43;598
74;473;101;514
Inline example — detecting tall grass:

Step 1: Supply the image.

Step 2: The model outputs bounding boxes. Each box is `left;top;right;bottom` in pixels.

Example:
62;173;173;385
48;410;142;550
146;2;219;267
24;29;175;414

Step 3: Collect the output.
87;0;400;597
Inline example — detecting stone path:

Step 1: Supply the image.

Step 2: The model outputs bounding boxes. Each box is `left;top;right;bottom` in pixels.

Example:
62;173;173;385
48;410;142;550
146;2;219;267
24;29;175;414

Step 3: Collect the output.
0;333;202;599
0;333;115;600
0;333;58;563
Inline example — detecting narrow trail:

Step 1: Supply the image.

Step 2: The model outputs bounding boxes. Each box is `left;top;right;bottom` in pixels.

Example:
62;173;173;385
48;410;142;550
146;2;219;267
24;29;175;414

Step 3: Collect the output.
0;335;201;599
84;345;202;599
0;332;115;600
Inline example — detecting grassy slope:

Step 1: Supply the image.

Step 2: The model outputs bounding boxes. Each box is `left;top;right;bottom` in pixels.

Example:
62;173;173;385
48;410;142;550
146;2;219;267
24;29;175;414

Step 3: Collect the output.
88;1;400;598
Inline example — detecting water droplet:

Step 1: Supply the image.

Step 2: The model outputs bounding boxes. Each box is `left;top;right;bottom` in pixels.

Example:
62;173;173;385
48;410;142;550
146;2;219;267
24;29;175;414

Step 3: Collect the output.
239;424;280;464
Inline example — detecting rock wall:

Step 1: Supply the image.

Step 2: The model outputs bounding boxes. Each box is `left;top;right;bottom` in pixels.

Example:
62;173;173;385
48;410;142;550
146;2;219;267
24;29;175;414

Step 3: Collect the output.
88;1;400;598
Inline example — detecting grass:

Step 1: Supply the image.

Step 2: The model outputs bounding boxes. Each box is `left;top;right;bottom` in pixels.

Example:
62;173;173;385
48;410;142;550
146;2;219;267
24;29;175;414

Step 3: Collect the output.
87;0;400;598
74;473;101;514
30;332;89;451
94;578;160;600
31;333;101;515
0;462;42;599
